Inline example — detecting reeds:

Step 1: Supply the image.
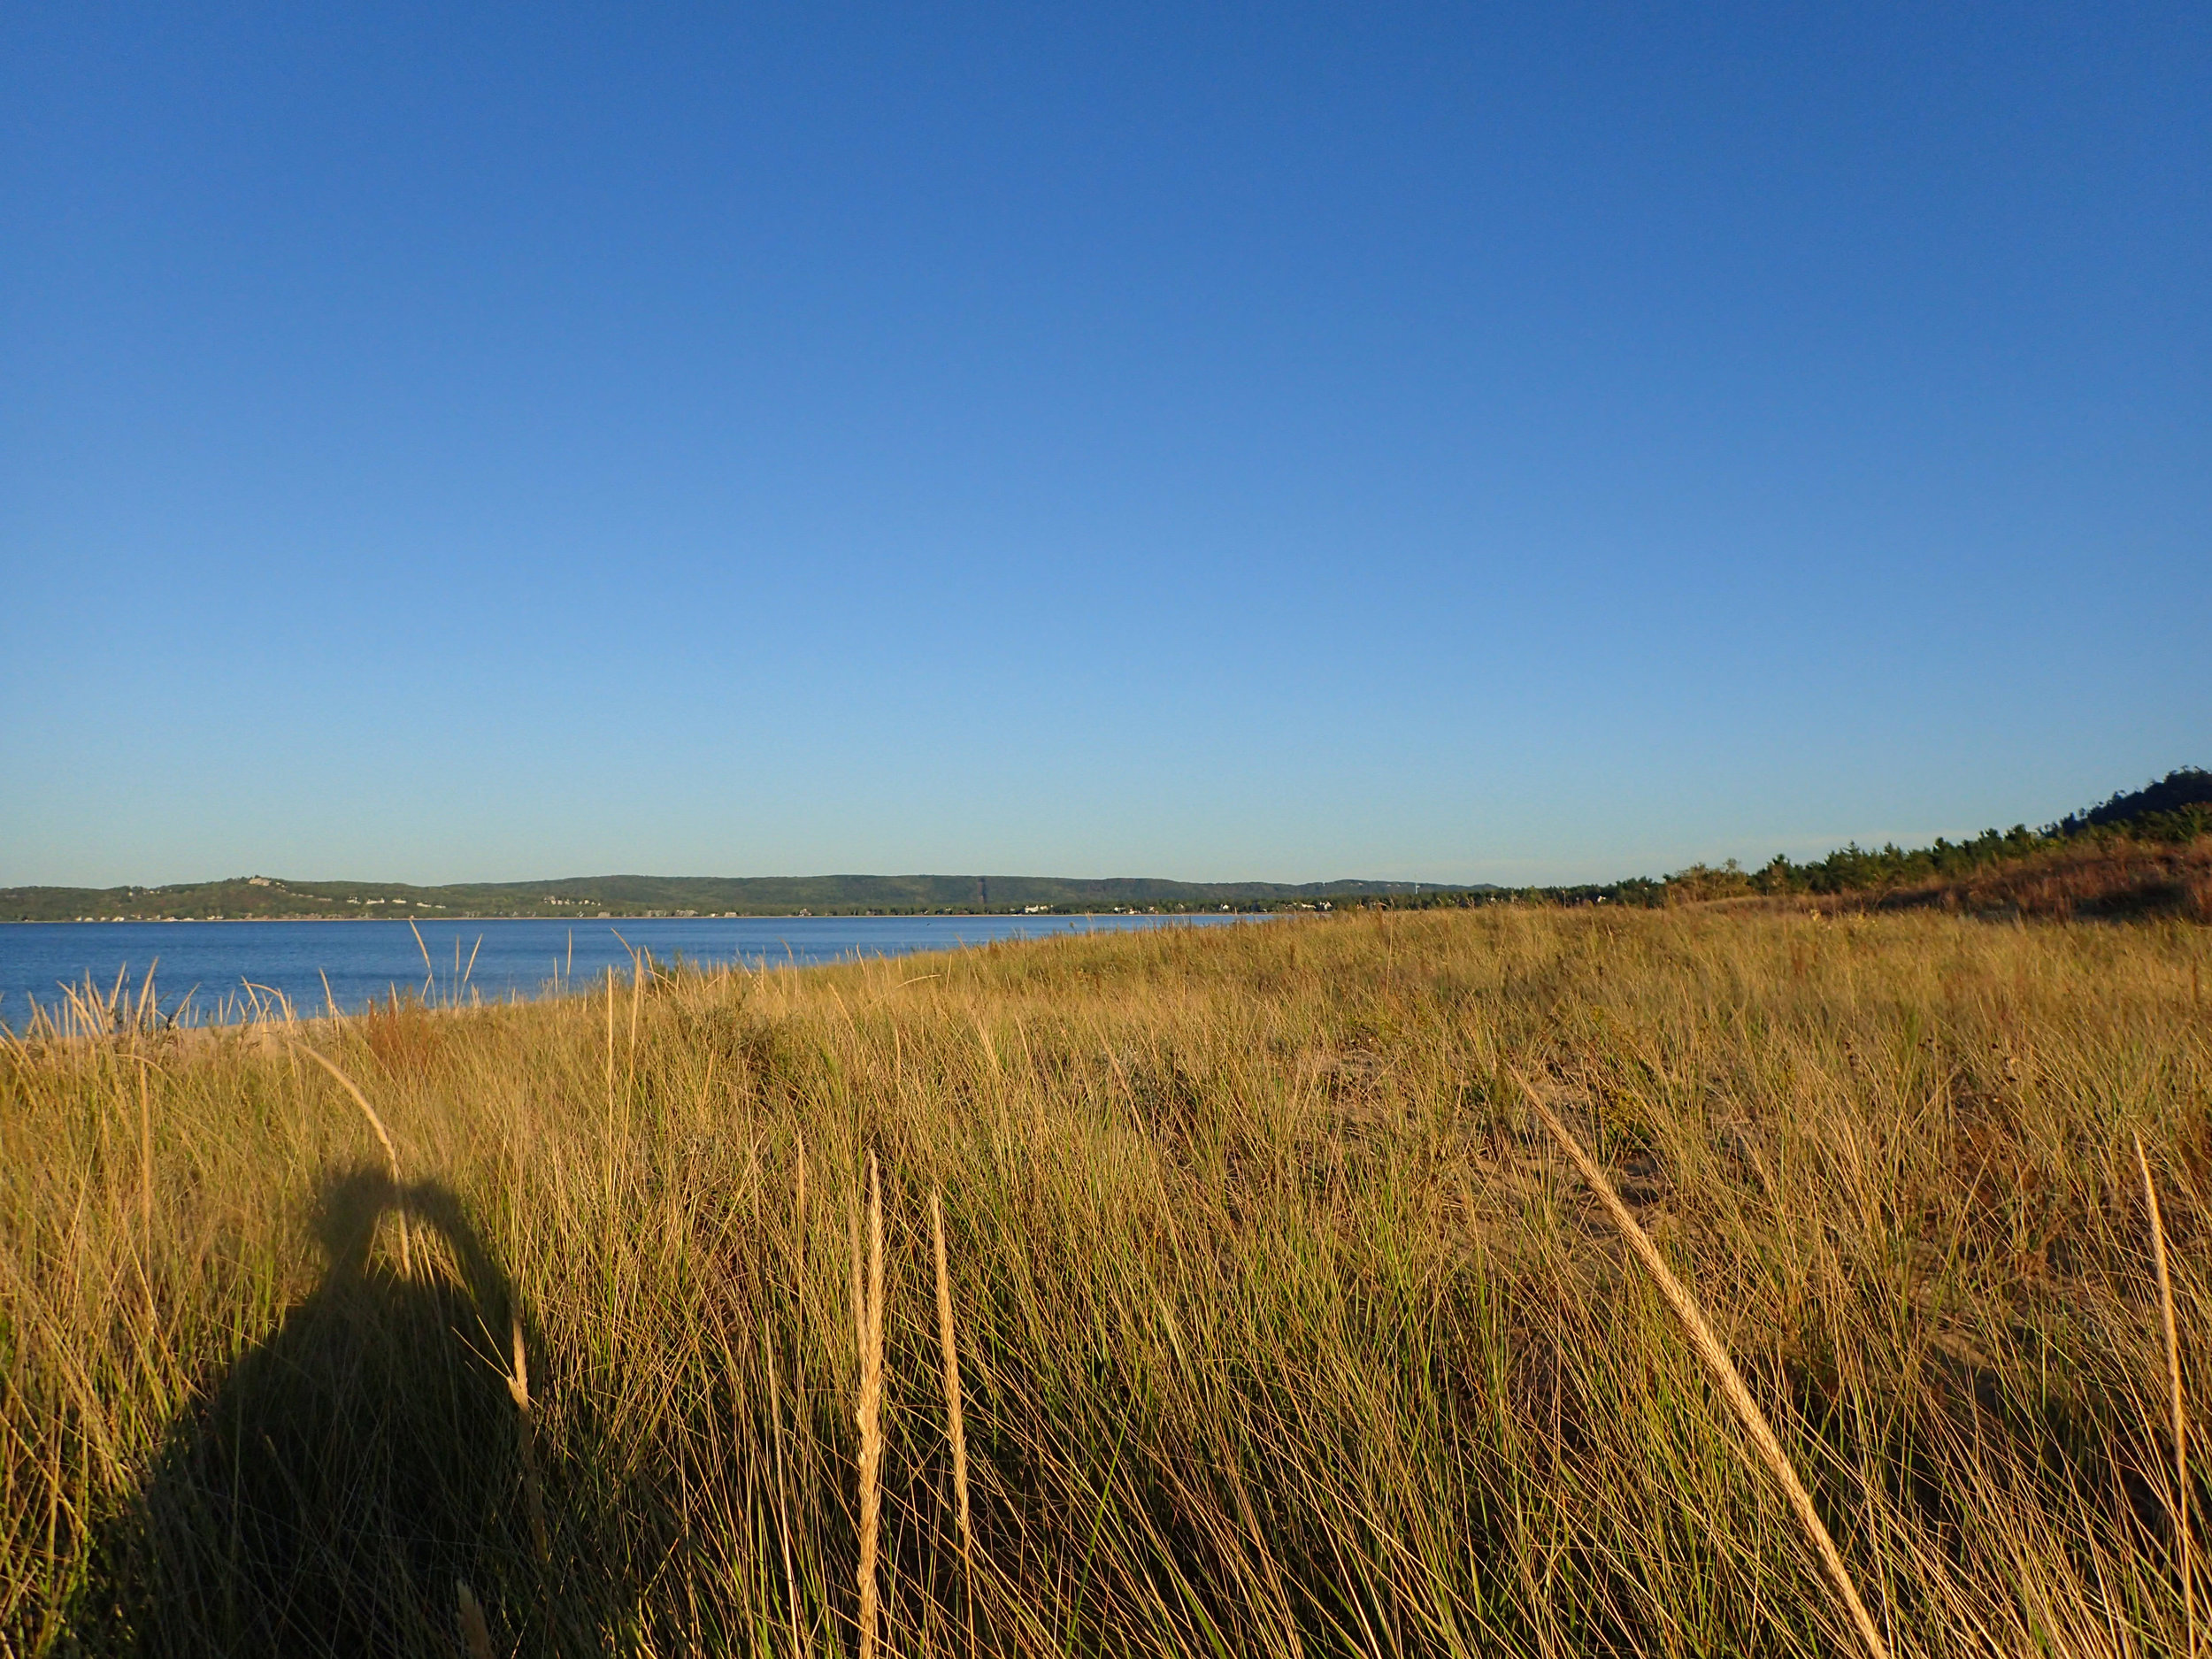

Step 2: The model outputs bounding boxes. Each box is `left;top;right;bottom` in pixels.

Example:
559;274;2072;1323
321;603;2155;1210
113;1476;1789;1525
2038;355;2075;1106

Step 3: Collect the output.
507;1307;551;1565
133;1053;153;1242
852;1151;887;1659
768;1321;805;1659
4;906;2208;1656
456;1579;495;1659
1517;1072;1891;1659
293;1040;411;1278
2139;1132;2196;1659
932;1188;973;1648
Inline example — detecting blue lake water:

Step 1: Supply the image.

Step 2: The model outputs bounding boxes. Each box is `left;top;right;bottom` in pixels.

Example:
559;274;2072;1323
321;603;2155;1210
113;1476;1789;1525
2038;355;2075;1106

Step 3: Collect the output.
0;914;1255;1032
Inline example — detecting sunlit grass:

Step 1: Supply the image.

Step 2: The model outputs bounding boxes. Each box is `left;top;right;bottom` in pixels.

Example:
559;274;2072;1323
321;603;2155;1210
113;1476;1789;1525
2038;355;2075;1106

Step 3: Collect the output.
4;906;2208;1655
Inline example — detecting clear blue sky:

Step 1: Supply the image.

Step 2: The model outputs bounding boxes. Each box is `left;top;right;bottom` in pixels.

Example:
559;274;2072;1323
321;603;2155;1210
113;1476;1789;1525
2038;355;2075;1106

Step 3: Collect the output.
4;4;2206;887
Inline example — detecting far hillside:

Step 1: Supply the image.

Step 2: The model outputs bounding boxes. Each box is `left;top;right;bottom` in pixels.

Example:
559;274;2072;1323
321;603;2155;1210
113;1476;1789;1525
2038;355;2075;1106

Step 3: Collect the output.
1647;766;2212;919
2055;766;2212;832
0;872;1475;925
7;769;2205;925
1343;767;2211;919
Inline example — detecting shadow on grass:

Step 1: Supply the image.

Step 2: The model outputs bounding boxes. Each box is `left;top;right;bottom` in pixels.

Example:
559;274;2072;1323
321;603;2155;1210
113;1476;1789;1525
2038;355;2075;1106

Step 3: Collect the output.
71;1168;562;1658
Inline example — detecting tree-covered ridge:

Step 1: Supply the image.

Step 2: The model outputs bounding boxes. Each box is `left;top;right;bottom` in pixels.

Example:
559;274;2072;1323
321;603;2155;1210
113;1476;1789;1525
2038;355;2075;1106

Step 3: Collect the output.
2055;765;2212;833
1655;768;2210;903
1339;768;2210;914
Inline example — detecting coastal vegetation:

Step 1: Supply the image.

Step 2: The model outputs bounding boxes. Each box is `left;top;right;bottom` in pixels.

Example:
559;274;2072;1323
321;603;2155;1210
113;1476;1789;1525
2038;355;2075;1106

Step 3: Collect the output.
4;903;2208;1655
1648;770;2212;915
1394;769;2212;919
0;872;1436;925
7;769;2202;924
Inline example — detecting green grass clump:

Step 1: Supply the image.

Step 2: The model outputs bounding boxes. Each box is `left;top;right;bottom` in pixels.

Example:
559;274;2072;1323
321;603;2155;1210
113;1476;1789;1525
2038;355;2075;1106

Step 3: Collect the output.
4;907;2208;1655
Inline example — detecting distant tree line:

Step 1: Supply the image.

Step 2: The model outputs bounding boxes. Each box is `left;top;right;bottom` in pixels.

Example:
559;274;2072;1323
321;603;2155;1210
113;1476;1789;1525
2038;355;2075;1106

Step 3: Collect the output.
1658;768;2209;904
11;770;2205;923
1336;767;2212;912
1449;767;2212;910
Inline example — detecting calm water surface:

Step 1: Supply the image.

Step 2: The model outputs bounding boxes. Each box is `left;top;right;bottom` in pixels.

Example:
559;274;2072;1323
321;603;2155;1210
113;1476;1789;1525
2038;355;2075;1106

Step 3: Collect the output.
0;914;1255;1031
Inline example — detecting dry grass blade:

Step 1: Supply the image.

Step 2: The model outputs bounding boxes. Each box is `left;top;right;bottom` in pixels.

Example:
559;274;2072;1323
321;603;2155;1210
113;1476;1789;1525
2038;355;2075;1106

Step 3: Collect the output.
132;1052;154;1241
933;1188;974;1649
767;1322;804;1659
1515;1071;1891;1659
627;949;644;1082
854;1152;887;1659
2139;1132;2195;1659
795;1129;809;1279
292;1041;411;1279
456;1578;495;1659
507;1308;551;1565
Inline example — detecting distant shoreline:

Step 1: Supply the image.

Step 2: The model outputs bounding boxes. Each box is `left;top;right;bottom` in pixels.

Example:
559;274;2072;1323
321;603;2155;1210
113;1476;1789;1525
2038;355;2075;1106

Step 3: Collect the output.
0;872;1451;925
0;910;1269;925
0;916;1256;929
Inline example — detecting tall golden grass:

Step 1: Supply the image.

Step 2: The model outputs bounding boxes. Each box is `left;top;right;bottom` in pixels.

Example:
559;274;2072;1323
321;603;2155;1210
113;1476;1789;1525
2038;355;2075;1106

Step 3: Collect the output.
1816;833;2212;921
1516;1072;1891;1659
2;905;2208;1655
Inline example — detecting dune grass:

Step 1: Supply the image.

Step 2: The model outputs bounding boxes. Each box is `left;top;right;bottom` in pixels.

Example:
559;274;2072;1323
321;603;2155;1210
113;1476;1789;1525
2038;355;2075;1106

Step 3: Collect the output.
3;906;2209;1656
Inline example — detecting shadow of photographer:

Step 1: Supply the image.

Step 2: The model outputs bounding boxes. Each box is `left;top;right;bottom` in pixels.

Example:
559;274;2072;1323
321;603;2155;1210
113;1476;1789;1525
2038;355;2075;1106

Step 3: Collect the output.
74;1167;556;1657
